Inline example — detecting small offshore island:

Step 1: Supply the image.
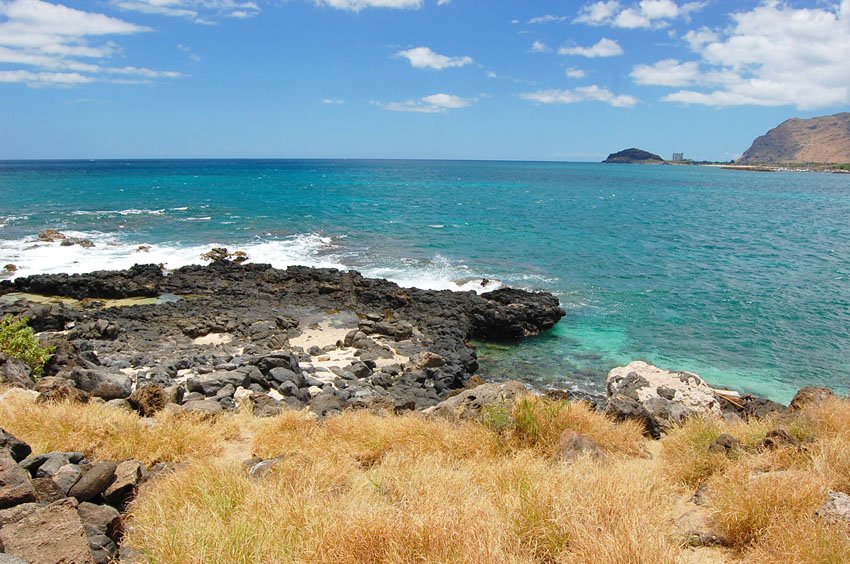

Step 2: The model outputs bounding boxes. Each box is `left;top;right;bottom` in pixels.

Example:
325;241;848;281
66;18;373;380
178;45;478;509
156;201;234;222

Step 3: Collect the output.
0;244;848;562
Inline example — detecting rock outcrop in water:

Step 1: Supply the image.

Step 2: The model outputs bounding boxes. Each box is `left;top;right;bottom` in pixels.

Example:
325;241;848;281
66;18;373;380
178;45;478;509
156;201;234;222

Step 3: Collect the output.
0;260;565;414
602;148;663;164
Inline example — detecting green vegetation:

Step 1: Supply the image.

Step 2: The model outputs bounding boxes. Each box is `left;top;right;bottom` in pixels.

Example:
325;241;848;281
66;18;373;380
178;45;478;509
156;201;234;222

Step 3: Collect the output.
0;315;54;378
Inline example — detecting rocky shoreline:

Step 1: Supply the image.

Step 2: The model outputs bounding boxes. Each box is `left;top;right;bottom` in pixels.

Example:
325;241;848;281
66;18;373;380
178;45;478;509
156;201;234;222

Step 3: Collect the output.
0;259;565;416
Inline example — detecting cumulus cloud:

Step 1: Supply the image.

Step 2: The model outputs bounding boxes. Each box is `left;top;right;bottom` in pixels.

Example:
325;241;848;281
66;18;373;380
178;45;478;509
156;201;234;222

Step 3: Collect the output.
558;38;623;57
377;92;475;113
0;0;181;86
528;14;567;24
565;67;585;78
520;85;637;107
643;1;850;109
315;0;422;11
321;98;345;104
575;0;703;29
112;0;260;23
630;58;699;86
396;46;472;70
530;40;549;53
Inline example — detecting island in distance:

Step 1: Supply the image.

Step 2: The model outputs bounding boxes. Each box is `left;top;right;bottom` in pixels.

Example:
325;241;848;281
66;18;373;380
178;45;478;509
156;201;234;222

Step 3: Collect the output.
602;147;664;164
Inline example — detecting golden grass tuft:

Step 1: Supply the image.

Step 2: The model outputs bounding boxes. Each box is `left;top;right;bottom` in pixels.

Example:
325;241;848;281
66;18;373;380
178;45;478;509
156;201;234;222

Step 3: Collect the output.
505;394;647;457
707;464;828;548
0;392;239;464
661;415;774;488
747;516;850;564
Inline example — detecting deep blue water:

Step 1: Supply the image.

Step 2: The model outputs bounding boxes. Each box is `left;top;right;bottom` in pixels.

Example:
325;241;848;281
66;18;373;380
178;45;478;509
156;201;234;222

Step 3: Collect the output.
1;159;849;402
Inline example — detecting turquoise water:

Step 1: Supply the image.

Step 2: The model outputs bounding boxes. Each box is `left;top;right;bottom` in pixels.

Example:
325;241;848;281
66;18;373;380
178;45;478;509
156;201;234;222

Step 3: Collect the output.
1;159;849;402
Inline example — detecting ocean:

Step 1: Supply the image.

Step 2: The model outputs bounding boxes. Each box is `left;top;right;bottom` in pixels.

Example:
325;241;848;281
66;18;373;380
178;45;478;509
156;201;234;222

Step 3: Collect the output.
1;159;848;403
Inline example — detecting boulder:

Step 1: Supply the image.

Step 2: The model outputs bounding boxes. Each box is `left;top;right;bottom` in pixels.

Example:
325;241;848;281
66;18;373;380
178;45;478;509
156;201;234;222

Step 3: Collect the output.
817;490;850;524
246;393;282;418
0;498;94;564
179;399;224;417
69;369;131;400
425;381;528;421
0;429;31;462
103;460;145;509
0;354;34;389
127;384;169;417
186;372;250;397
0;449;36;509
52;463;83;494
707;433;740;455
22;451;86;479
789;386;834;411
37;229;66;242
68;461;117;502
77;502;122;542
555;430;604;462
35;377;90;404
31;477;66;503
606;362;722;438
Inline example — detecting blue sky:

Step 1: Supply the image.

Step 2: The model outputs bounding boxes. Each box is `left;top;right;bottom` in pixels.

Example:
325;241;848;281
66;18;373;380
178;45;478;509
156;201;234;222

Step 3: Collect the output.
1;0;849;160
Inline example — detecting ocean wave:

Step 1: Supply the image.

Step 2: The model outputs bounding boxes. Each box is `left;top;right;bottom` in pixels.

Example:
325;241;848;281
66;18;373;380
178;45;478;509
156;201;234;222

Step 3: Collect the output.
1;233;521;295
70;209;166;216
0;232;347;278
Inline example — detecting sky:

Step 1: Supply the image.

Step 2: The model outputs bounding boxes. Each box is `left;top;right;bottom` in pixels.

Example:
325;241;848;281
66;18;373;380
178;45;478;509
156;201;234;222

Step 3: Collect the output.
1;0;849;161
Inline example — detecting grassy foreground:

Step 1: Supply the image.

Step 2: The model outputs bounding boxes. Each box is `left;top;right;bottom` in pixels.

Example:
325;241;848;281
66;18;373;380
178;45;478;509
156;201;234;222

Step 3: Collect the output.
1;390;849;563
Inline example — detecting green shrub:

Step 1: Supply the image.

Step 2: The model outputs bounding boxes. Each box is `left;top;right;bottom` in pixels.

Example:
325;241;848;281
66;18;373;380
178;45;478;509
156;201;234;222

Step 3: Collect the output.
0;316;54;378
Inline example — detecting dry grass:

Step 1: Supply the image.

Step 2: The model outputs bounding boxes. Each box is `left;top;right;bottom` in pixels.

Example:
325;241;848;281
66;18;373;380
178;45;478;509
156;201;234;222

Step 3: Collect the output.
127;448;680;563
504;394;648;457
747;516;850;564
0;391;241;464
707;464;828;547
6;391;850;562
661;416;774;488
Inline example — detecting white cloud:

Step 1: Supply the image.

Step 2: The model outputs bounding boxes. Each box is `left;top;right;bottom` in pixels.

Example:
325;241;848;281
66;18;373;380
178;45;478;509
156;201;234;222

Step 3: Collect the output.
321;98;345;104
558;38;623;57
574;1;620;25
396;46;472;70
112;0;260;22
530;40;548;53
378;92;475;113
528;14;567;24
0;0;181;87
654;1;850;109
682;26;718;50
0;68;92;85
630;58;699;86
565;67;585;78
575;0;703;29
520;85;637;107
315;0;422;11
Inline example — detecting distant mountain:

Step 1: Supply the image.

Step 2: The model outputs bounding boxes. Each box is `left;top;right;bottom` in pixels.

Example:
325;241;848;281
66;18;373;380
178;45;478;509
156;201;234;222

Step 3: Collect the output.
738;113;850;164
602;148;663;164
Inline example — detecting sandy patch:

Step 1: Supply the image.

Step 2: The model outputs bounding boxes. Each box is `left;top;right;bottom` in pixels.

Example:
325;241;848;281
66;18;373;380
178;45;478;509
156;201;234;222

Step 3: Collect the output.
193;332;234;346
291;320;409;374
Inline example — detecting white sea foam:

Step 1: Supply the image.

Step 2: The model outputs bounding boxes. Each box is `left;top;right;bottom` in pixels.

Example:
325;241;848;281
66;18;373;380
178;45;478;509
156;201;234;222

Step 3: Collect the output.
361;255;503;294
1;233;516;295
70;209;165;216
0;231;347;278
